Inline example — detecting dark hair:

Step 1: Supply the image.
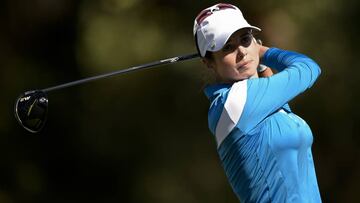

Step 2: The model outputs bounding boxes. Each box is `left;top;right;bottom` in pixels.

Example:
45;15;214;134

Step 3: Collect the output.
204;51;213;60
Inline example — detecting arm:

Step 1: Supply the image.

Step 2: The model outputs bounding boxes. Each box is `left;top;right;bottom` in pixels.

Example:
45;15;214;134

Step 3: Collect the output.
211;47;321;146
237;47;321;133
258;45;274;77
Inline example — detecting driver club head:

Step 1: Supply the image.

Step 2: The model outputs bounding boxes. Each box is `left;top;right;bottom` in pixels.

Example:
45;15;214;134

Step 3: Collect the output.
14;90;48;133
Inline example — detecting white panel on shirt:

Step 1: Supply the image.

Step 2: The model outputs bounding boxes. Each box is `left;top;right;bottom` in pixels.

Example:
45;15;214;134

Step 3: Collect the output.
215;80;247;147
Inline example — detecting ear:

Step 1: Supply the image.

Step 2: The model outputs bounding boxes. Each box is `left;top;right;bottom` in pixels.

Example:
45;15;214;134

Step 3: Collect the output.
254;37;262;45
202;58;214;69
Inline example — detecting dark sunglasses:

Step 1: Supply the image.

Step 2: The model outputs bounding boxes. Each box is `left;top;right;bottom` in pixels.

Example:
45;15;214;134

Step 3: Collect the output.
195;3;236;25
222;31;254;52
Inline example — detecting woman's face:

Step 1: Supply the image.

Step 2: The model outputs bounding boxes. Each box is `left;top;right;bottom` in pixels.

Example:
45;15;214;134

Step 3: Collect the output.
204;29;260;83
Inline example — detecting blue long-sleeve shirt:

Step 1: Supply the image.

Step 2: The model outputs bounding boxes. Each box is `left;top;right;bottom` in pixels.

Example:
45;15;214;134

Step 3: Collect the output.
204;48;322;202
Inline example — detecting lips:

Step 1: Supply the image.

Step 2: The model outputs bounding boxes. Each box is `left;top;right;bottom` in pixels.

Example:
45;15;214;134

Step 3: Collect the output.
237;60;252;69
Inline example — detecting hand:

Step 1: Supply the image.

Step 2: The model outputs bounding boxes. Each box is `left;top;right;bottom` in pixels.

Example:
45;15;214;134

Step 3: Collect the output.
254;38;272;77
258;66;274;77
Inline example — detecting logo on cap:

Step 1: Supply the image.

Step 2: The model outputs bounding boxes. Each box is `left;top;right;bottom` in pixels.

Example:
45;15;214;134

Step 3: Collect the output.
210;6;220;13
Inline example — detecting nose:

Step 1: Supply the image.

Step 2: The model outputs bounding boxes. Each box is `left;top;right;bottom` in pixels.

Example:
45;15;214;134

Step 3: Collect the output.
236;45;247;62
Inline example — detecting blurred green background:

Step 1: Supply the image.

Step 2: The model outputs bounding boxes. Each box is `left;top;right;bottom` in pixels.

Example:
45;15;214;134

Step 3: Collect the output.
1;0;359;202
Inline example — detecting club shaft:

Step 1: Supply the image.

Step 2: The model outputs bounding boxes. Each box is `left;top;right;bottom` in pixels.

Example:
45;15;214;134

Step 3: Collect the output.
41;53;199;93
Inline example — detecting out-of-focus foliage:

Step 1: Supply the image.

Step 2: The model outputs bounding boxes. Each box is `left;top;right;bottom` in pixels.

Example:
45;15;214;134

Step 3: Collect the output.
1;0;359;202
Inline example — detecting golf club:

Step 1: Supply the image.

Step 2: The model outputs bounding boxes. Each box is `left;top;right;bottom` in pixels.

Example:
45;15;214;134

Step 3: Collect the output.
15;53;199;133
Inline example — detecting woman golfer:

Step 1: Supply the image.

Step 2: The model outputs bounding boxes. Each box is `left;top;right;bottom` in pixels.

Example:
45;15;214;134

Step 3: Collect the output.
194;3;322;202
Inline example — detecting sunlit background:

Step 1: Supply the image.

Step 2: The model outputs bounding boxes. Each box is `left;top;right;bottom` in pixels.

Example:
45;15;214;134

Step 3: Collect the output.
1;0;359;202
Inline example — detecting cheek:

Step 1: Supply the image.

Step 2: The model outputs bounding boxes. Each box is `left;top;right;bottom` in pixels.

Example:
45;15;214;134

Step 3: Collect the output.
213;59;236;80
214;54;233;69
250;45;260;65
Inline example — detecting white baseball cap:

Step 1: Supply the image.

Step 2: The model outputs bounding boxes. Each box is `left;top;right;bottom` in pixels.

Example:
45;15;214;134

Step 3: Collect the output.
193;3;261;57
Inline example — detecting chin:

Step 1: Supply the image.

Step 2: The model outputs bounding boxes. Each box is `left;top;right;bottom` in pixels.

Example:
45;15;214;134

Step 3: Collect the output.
239;70;257;80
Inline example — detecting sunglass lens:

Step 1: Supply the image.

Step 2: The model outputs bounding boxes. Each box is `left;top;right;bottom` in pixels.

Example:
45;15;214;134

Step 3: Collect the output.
241;34;253;47
14;90;48;133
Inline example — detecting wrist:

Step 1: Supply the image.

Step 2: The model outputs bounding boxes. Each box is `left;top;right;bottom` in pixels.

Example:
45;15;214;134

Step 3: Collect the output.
257;64;268;73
